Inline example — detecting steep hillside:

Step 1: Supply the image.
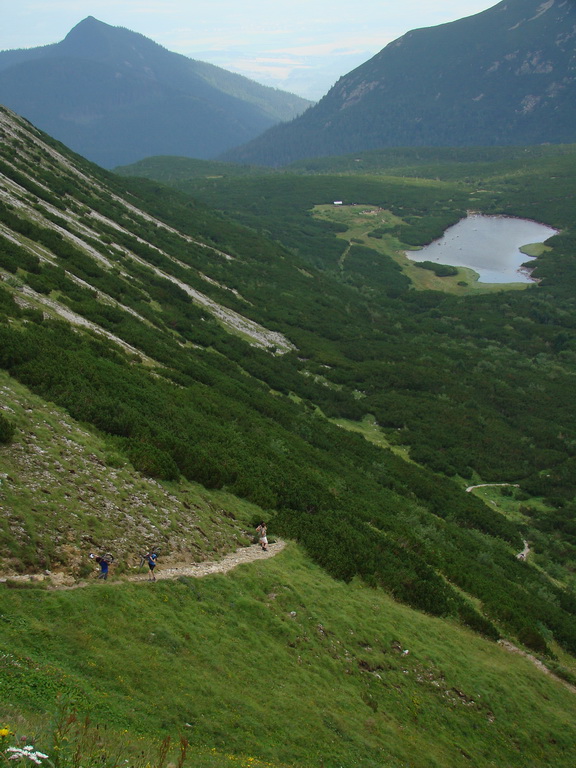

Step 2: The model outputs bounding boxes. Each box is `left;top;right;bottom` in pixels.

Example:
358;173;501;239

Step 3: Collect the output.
222;0;576;165
1;546;576;768
0;369;264;580
0;17;311;168
2;101;576;690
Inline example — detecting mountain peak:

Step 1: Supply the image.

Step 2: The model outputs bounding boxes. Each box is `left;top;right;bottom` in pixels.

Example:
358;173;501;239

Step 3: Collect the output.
76;15;100;26
0;17;310;167
65;16;110;37
61;16;116;57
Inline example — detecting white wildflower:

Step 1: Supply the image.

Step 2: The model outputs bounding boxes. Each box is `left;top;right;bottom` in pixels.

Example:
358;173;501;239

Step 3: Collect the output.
6;746;49;764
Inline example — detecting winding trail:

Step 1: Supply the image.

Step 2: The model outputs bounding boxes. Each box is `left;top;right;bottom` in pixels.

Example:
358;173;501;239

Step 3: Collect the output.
465;482;520;492
0;540;287;590
131;540;286;583
516;539;530;560
498;640;576;695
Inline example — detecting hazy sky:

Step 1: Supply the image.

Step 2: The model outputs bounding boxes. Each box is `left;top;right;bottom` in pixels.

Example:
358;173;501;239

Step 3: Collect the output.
0;0;497;99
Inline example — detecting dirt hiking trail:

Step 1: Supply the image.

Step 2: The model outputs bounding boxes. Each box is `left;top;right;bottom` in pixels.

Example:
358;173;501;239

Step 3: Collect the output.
498;640;576;695
133;540;286;584
0;540;286;590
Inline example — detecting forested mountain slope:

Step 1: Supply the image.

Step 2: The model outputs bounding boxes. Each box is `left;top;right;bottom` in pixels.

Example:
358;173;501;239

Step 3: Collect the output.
0;17;311;168
2;103;576;677
117;143;576;615
222;0;576;165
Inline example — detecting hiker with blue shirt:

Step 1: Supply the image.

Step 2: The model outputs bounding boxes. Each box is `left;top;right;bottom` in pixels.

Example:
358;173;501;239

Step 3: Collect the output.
144;551;158;581
90;552;114;580
91;553;112;580
96;556;108;579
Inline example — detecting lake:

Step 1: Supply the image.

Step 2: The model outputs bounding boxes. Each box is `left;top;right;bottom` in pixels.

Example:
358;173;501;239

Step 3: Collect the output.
406;214;558;283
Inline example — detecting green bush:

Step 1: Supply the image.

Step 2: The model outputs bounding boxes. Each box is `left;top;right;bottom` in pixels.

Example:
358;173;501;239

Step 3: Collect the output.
0;412;14;443
415;260;459;277
125;442;180;482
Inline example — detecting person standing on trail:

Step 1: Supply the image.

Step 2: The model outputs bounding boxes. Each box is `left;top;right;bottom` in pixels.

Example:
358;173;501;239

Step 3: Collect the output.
93;555;109;580
256;522;268;552
90;552;114;580
144;551;158;581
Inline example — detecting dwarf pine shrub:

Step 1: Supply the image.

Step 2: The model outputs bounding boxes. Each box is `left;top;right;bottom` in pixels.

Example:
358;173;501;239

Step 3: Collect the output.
0;413;14;444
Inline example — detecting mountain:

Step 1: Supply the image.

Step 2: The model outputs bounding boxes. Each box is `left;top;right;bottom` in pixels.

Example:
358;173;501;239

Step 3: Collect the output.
222;0;576;166
2;104;576;764
0;17;311;168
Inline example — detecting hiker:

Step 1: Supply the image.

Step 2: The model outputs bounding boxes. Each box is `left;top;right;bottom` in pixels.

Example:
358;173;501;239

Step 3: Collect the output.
90;552;114;580
256;522;268;552
143;551;158;581
94;555;109;580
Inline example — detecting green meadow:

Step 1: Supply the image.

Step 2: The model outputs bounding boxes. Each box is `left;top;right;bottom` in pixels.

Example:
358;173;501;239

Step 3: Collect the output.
1;545;575;768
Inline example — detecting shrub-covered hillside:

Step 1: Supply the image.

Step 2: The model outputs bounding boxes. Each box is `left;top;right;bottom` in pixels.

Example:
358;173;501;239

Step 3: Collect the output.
1;104;576;667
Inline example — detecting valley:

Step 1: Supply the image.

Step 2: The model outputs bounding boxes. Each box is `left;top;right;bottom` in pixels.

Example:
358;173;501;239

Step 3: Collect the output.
1;102;576;767
2;0;576;765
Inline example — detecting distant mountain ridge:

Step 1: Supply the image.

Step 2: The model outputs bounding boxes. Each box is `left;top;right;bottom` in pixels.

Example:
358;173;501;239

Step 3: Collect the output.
0;17;311;168
222;0;576;166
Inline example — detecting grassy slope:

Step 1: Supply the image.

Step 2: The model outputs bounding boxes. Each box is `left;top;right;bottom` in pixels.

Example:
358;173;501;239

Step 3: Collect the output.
2;364;571;766
1;545;575;768
0;369;262;576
